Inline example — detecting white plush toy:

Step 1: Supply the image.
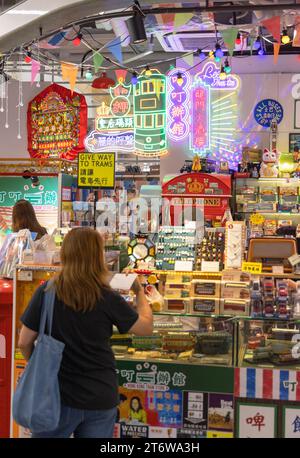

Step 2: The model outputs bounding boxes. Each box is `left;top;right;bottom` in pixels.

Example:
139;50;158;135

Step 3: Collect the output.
259;148;280;178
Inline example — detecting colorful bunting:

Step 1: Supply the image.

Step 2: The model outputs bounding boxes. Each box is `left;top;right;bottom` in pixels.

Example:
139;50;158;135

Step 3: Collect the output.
48;32;66;47
31;60;41;85
261;15;281;43
106;37;123;63
220;28;238;56
61;62;78;94
115;69;127;83
182;53;194;67
173;12;194;34
293;16;300;46
93;51;104;72
273;42;280;64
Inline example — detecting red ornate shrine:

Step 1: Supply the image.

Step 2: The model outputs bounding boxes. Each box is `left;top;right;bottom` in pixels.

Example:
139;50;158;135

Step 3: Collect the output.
27;83;87;160
162;172;232;223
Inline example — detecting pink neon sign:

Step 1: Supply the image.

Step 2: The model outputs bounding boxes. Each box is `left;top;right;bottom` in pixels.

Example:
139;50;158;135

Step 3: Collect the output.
191;82;210;153
167;68;191;141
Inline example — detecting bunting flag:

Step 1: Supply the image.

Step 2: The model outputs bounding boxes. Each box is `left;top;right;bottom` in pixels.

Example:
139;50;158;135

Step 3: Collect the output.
182;53;194;67
106;37;123;63
155;3;177;26
173;12;194;34
261;15;281;43
93;51;104;72
61;62;78;94
31;59;41;85
220;28;238;56
40;28;73;49
115;69;127;83
293;16;300;46
273;42;281;64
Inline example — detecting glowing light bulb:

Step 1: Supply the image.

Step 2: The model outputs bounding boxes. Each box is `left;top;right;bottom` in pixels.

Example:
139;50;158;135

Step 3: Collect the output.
131;72;138;85
5;123;9;128
73;34;82;47
145;65;152;77
85;69;93;80
215;44;224;58
235;32;241;45
281;29;290;44
219;66;226;80
176;72;184;86
17;134;21;139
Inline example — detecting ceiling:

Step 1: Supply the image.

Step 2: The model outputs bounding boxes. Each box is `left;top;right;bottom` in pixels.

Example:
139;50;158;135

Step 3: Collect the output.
1;1;300;79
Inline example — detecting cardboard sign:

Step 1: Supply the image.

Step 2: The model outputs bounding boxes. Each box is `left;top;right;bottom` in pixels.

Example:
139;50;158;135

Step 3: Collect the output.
78;152;115;188
242;261;262;274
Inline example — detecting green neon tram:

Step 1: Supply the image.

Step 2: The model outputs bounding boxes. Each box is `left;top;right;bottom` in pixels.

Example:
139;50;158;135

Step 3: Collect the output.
133;70;167;157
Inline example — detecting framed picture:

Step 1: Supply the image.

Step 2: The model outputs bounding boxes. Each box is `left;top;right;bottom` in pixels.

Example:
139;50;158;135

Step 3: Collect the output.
294;100;300;129
289;133;300;153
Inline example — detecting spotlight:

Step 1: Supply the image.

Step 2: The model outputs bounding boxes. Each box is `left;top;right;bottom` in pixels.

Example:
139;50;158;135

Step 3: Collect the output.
126;5;147;44
281;28;290;44
85;68;93;80
176;71;184;86
73;33;82;47
131;72;138;85
145;65;152;77
215;43;224;58
235;32;241;45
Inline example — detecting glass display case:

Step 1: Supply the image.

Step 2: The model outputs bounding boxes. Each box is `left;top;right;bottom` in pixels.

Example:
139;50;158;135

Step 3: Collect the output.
236;317;300;369
111;313;235;367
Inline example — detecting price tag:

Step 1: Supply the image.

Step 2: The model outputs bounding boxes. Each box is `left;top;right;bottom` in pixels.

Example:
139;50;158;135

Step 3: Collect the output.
174;261;193;272
17;270;33;282
201;261;220;272
289;253;300;266
250;213;265;225
272;265;284;274
242;261;262;274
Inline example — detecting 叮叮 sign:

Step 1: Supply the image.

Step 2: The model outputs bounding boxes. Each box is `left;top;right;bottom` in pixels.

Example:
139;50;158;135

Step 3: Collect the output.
77;153;115;189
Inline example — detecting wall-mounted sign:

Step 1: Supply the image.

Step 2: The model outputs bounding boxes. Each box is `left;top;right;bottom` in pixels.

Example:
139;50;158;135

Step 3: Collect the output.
85;81;134;153
167;68;191;142
28;83;87;160
134;70;167;157
198;61;240;91
254;99;284;128
77;152;115;188
190;81;211;154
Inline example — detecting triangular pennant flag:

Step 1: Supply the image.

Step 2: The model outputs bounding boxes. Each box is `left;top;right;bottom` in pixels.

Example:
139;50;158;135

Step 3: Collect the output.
220;28;238;56
182;53;194;67
173;12;194;34
48;31;66;47
273;42;280;64
106;37;123;63
93;51;104;72
115;69;127;83
61;62;78;94
293;16;300;46
31;59;41;85
261;15;281;43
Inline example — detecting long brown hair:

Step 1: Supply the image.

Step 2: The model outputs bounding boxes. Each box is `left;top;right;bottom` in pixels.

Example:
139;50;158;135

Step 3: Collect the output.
12;199;47;240
55;227;110;312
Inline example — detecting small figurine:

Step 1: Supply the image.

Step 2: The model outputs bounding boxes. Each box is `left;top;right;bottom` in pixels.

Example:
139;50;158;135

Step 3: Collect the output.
192;154;202;172
260;148;280;178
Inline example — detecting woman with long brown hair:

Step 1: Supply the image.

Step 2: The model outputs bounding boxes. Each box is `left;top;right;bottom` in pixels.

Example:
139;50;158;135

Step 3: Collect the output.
17;227;152;438
12;199;47;240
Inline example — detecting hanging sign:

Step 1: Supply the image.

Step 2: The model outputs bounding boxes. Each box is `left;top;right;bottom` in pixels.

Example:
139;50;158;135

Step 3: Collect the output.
28;83;87;160
167;67;191;142
254;99;284;128
85;81;134;153
190;81;211;154
77;152;115;188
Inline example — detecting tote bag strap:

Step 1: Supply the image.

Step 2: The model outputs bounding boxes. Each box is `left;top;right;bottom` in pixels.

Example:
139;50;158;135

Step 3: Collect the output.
38;279;56;336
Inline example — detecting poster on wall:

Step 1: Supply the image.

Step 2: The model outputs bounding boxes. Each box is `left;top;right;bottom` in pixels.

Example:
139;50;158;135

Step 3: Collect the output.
253;99;284;128
28;83;87;160
236;402;277;438
208;393;234;432
283;407;300;438
182;391;208;434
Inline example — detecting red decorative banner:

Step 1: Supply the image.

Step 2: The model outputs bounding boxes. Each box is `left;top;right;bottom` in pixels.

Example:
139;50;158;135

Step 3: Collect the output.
27;83;87;160
261;15;281;43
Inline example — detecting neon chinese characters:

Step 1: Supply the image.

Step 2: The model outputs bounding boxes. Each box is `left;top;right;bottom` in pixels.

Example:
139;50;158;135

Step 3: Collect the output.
167;68;191;142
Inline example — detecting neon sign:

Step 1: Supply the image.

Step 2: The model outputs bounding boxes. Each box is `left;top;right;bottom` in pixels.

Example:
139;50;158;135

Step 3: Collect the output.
85;81;134;153
167;67;191;142
197;61;240;90
190;80;211;155
133;69;167;157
